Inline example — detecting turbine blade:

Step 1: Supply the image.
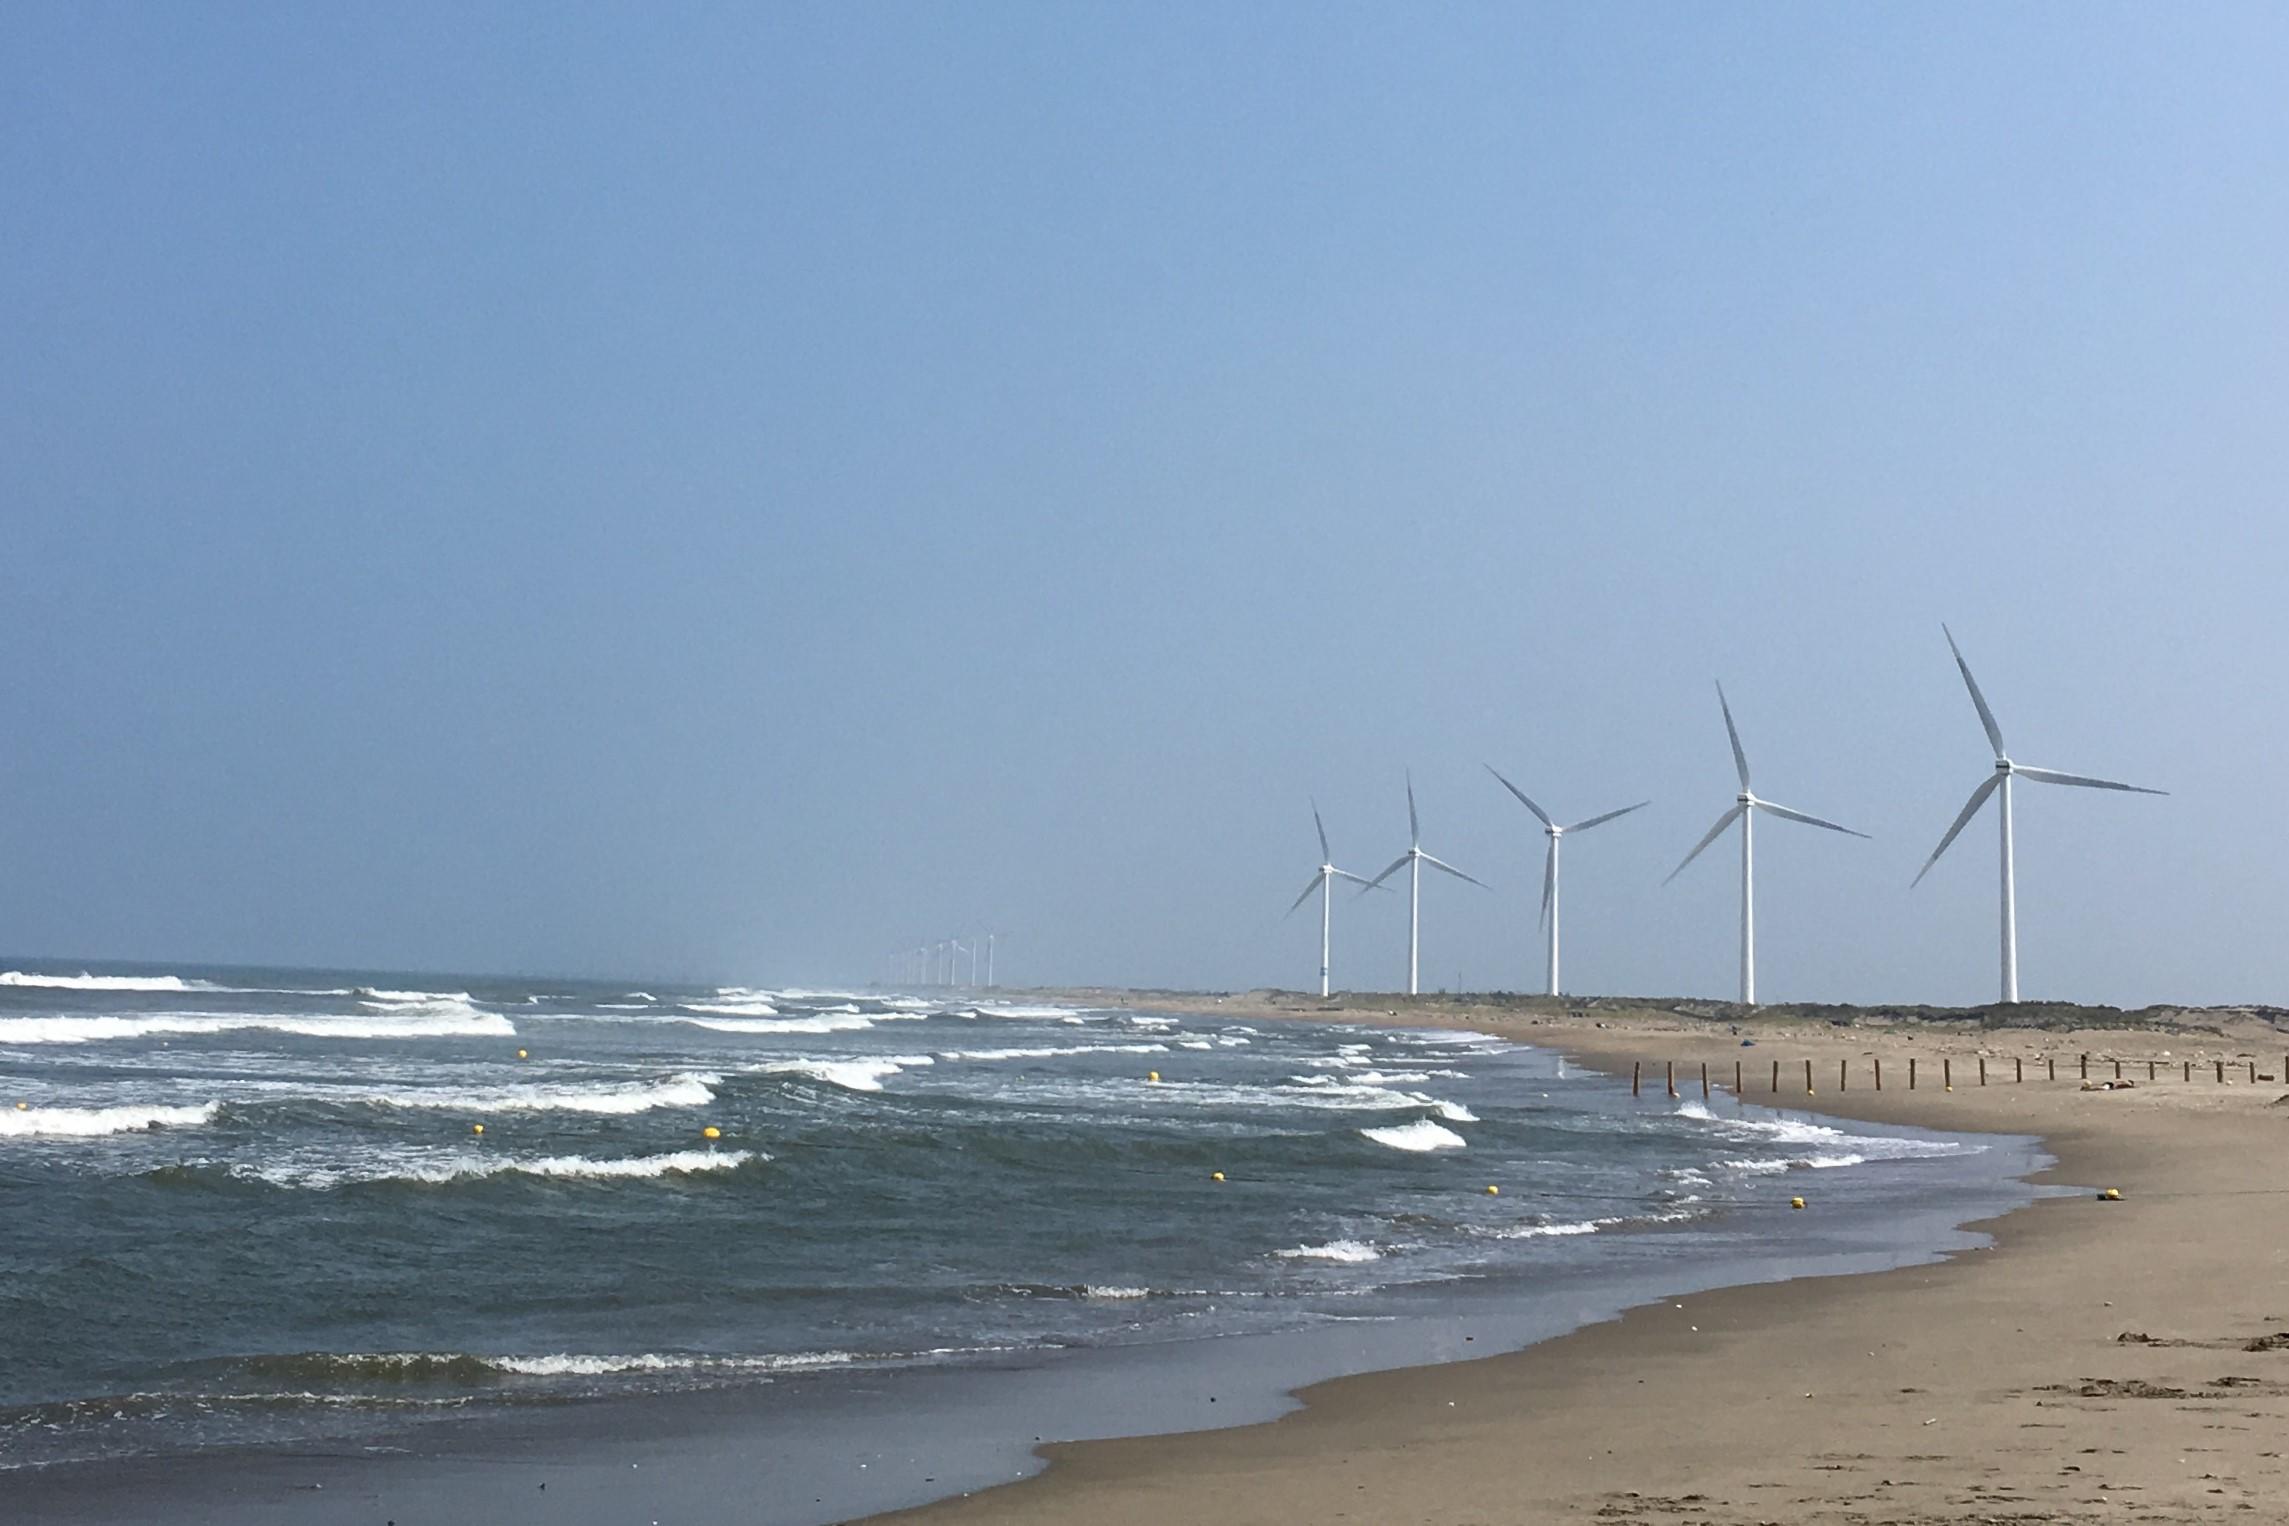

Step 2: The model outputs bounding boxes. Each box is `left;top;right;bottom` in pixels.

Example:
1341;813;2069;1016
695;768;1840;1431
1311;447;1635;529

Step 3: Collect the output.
1406;772;1419;845
1752;799;1871;838
1539;841;1555;929
1716;681;1751;790
1311;799;1331;863
1566;800;1650;834
1419;852;1490;890
1942;624;2008;759
1332;868;1389;892
1912;774;2001;886
1484;764;1553;828
1285;872;1325;919
2014;765;2167;796
1359;854;1412;893
1664;804;1745;885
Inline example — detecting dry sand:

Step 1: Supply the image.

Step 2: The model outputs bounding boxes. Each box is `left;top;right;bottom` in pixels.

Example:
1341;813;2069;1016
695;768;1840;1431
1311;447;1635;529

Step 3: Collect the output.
875;993;2289;1524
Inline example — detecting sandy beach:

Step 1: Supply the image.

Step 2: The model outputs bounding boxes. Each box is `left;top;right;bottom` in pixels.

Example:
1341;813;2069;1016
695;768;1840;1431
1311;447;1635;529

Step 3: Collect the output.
874;992;2289;1524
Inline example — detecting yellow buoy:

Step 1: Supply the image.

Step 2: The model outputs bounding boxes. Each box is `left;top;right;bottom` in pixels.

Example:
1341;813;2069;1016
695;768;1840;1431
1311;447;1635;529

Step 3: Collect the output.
13;1101;26;1111
471;1123;485;1136
517;1048;529;1060
1485;1184;1500;1196
1789;1196;1806;1210
2099;1187;2122;1201
1211;1171;1225;1182
702;1125;722;1141
1147;1071;1160;1083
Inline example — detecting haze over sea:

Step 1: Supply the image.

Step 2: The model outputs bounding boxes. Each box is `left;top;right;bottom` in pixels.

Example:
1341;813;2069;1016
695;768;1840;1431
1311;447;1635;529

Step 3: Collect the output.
1;960;2036;1509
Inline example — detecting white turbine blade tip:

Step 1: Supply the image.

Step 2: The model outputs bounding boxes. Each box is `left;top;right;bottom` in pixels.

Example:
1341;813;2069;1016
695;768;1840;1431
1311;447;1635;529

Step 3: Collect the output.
2015;765;2167;795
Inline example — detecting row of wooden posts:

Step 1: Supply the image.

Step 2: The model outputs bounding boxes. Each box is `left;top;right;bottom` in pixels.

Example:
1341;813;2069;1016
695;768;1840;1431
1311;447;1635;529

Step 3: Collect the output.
1630;1052;2288;1099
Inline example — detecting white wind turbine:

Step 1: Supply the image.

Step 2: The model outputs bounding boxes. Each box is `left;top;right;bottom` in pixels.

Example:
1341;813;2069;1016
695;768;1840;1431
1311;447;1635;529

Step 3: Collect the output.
1913;626;2165;1003
1282;800;1381;998
1485;766;1648;997
1667;682;1867;1005
1361;773;1489;996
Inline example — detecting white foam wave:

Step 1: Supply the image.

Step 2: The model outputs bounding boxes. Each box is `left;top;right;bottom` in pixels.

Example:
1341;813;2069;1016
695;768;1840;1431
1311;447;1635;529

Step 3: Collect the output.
684;1013;886;1036
1;1101;219;1137
355;1074;717;1116
0;1006;516;1045
357;988;473;1004
0;970;213;992
1673;1099;1971;1165
761;1057;933;1092
490;1349;853;1376
682;1000;781;1017
1359;1119;1468;1152
1080;1285;1150;1300
238;1148;759;1190
1273;1239;1382;1263
936;1042;1169;1063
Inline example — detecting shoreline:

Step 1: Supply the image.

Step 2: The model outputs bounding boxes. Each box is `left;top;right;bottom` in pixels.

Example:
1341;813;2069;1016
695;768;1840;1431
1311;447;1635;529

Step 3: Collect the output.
865;992;2289;1523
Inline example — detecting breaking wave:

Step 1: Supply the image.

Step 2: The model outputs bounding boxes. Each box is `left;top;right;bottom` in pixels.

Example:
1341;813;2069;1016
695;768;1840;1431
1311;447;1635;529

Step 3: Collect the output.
760;1057;932;1092
225;1147;760;1190
0;970;215;993
0;1003;515;1046
1359;1119;1468;1152
1;1102;220;1137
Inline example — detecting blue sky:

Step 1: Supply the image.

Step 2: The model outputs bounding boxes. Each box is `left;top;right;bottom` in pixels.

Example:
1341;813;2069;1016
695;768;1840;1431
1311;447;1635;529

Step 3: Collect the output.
3;4;2285;1003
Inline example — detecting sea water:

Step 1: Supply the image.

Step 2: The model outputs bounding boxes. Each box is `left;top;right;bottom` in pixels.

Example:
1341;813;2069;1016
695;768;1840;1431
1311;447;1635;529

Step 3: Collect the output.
0;963;2039;1494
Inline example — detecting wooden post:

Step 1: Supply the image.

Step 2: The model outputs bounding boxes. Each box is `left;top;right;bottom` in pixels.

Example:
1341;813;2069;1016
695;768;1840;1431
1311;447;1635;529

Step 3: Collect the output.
2080;1053;2089;1079
2217;1060;2226;1083
1909;1057;1917;1090
1804;1058;1814;1094
2015;1056;2023;1083
2251;1060;2259;1084
2184;1060;2192;1082
2148;1060;2156;1081
2114;1058;2122;1080
1701;1062;1710;1100
1632;1061;1640;1097
1735;1059;1743;1097
1979;1056;1987;1086
1875;1057;1883;1091
2047;1055;2055;1081
1840;1057;1848;1092
1943;1057;1953;1089
1666;1060;1677;1099
1771;1059;1779;1093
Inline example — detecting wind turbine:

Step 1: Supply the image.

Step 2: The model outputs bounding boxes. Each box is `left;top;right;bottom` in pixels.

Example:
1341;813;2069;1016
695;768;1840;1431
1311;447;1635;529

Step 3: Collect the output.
1667;683;1867;1005
1282;800;1381;998
1362;773;1489;996
1485;766;1648;997
1913;626;2165;1003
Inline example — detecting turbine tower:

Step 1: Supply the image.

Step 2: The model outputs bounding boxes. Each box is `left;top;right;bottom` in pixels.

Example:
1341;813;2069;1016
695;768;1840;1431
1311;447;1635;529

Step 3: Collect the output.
1282;800;1380;998
1667;682;1867;1005
1362;773;1488;996
1913;626;2165;1003
1485;766;1648;997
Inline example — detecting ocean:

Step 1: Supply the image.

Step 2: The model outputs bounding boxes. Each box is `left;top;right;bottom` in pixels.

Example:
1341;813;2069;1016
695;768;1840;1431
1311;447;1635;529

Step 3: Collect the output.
0;964;2044;1516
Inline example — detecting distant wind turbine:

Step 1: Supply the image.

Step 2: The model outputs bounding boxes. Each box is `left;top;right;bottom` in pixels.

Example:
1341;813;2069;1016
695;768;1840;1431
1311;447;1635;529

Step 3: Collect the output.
1362;773;1489;996
1913;626;2165;1003
1485;766;1648;997
1282;800;1381;998
1667;683;1867;1005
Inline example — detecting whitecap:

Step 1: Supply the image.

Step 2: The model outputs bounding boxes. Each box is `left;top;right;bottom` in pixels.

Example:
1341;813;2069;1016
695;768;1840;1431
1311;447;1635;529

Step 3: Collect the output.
238;1147;759;1190
1273;1239;1382;1263
0;1006;515;1045
0;1101;219;1137
1359;1119;1467;1152
760;1057;933;1092
0;970;212;993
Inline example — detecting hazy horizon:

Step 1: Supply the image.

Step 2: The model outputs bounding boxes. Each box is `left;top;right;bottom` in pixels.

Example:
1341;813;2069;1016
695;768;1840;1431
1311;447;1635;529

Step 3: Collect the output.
7;6;2286;1005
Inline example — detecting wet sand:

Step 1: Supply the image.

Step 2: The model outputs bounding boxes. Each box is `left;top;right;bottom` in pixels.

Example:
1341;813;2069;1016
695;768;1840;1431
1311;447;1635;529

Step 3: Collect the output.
874;994;2289;1524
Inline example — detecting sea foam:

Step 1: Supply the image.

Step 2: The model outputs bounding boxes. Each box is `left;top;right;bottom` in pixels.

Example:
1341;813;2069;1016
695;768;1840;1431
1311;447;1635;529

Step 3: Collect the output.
1359;1119;1468;1152
0;1101;220;1137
